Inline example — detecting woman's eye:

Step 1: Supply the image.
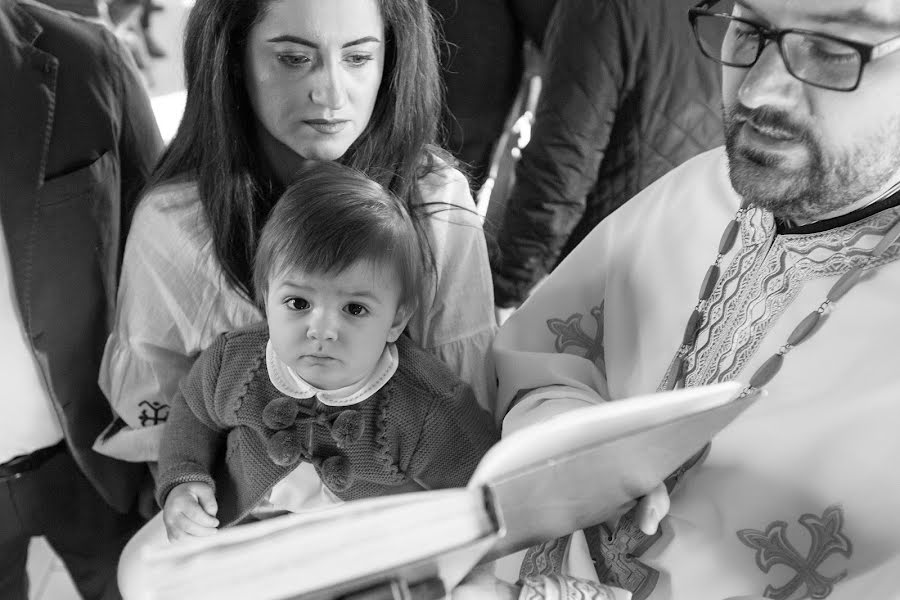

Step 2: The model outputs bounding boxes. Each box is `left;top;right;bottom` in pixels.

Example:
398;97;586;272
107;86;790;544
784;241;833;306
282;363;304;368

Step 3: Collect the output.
277;54;311;68
344;303;368;317
285;297;310;311
345;53;373;67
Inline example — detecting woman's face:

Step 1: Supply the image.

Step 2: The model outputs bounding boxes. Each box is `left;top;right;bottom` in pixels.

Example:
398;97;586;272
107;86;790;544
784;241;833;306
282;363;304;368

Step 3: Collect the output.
244;0;386;162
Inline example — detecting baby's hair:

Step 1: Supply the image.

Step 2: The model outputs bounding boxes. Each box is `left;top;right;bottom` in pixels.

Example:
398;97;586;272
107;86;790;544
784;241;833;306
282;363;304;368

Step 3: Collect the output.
253;161;424;312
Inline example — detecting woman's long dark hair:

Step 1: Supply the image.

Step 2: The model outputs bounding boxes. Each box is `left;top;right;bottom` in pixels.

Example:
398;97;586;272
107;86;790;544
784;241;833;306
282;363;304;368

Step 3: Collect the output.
148;0;446;300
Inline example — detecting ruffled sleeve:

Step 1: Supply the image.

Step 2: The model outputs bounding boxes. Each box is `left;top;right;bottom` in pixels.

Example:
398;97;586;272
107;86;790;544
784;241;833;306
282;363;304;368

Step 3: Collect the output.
407;164;499;417
94;182;262;462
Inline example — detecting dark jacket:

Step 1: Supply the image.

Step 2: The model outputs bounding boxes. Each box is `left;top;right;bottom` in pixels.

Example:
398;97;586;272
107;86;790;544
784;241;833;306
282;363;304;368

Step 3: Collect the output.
493;0;723;307
429;0;557;187
0;0;162;512
156;324;499;527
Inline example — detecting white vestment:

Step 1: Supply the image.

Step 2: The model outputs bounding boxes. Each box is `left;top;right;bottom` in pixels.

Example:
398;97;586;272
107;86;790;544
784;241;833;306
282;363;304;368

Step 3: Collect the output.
493;148;900;600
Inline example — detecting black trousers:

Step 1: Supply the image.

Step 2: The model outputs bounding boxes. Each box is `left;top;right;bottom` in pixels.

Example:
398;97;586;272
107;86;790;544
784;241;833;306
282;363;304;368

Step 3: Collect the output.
0;447;144;600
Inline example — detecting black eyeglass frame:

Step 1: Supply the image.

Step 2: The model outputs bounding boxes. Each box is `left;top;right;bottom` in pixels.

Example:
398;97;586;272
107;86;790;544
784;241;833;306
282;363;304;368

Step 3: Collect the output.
688;0;900;91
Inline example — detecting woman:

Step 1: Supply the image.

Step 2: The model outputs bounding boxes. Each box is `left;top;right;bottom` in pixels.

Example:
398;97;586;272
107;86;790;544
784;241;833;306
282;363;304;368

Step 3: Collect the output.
95;0;497;467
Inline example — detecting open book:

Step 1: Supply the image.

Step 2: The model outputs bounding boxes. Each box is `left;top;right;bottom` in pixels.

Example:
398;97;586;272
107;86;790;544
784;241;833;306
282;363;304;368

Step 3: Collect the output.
135;381;753;600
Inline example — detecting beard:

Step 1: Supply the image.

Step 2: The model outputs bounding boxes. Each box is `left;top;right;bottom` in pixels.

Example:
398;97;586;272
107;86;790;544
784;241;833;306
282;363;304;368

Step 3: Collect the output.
723;103;900;223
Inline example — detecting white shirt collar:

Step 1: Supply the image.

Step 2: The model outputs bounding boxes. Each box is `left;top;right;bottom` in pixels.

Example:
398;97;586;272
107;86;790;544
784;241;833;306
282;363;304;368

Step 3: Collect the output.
266;340;398;407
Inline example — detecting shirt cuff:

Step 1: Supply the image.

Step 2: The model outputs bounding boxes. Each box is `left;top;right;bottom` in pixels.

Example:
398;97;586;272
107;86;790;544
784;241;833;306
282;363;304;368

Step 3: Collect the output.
93;420;164;462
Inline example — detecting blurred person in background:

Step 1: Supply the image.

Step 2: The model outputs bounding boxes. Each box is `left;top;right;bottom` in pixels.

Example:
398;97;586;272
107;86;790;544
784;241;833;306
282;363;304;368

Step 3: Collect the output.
37;0;165;68
429;0;556;189
35;0;100;15
492;0;723;321
0;0;162;597
137;0;163;58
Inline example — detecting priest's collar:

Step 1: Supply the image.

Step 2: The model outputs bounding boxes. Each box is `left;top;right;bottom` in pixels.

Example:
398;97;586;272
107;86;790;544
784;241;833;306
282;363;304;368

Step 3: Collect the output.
266;340;398;407
776;183;900;235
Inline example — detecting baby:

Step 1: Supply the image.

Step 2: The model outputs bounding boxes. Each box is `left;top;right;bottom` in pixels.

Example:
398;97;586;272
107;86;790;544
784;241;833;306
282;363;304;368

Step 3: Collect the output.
157;161;498;540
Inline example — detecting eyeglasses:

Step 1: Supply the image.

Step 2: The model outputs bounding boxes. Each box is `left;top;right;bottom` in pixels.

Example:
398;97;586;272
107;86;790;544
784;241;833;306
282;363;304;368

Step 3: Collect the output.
688;0;900;91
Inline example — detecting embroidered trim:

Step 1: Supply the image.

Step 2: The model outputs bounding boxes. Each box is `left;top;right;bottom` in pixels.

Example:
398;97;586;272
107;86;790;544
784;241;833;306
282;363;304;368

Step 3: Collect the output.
520;535;570;580
583;512;662;600
562;577;617;600
138;400;169;426
519;578;548;600
520;575;617;600
679;205;900;388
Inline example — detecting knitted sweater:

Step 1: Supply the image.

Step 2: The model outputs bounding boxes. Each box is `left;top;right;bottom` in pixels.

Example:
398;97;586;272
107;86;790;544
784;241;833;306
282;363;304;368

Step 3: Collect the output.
156;323;499;526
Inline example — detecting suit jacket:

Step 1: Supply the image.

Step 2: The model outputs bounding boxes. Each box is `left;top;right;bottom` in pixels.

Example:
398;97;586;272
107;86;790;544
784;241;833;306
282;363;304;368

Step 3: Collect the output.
0;0;162;512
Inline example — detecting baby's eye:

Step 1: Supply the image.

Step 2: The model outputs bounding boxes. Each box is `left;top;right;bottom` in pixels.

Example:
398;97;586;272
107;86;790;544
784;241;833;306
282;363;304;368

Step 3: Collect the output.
285;297;310;311
344;303;368;317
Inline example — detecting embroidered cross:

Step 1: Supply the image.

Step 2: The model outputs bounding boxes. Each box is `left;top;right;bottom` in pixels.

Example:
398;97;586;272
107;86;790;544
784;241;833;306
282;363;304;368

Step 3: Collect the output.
546;304;605;370
138;400;169;426
737;506;852;600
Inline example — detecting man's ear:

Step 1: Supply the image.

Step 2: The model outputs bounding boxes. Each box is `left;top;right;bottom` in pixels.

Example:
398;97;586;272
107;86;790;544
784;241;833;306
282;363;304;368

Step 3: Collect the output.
386;301;415;343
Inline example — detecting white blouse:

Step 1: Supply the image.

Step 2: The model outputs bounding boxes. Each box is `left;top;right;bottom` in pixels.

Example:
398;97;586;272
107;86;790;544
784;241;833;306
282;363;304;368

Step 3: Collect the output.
95;164;497;463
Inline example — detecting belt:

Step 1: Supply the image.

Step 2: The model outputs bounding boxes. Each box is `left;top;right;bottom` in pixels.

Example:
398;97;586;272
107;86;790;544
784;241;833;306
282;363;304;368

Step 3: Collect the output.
0;441;66;481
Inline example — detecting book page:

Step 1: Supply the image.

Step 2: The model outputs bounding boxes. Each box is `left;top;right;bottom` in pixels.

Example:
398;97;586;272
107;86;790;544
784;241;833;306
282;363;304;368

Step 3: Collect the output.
471;381;754;560
139;489;496;600
471;381;743;485
135;382;752;599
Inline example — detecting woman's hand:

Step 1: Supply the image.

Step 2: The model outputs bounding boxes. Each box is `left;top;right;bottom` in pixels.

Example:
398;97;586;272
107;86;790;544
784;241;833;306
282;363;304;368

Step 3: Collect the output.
162;481;220;541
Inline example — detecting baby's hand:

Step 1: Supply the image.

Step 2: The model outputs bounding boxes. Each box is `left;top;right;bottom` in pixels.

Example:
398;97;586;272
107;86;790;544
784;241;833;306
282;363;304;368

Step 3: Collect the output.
162;482;220;541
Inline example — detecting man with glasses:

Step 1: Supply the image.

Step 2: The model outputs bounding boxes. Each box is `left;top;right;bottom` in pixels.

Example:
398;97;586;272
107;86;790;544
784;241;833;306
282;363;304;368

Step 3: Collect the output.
457;0;900;598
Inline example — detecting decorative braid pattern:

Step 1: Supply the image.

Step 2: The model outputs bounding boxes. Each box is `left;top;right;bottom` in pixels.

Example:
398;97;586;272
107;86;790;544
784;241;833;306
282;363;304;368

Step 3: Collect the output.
684;205;900;387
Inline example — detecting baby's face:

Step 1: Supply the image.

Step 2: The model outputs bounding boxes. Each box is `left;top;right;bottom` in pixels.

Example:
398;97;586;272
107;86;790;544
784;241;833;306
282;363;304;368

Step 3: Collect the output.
265;260;409;390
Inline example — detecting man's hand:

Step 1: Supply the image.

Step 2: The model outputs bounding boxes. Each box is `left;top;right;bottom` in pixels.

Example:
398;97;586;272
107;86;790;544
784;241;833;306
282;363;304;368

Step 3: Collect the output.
606;482;670;535
635;482;670;535
162;481;220;541
453;569;520;600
